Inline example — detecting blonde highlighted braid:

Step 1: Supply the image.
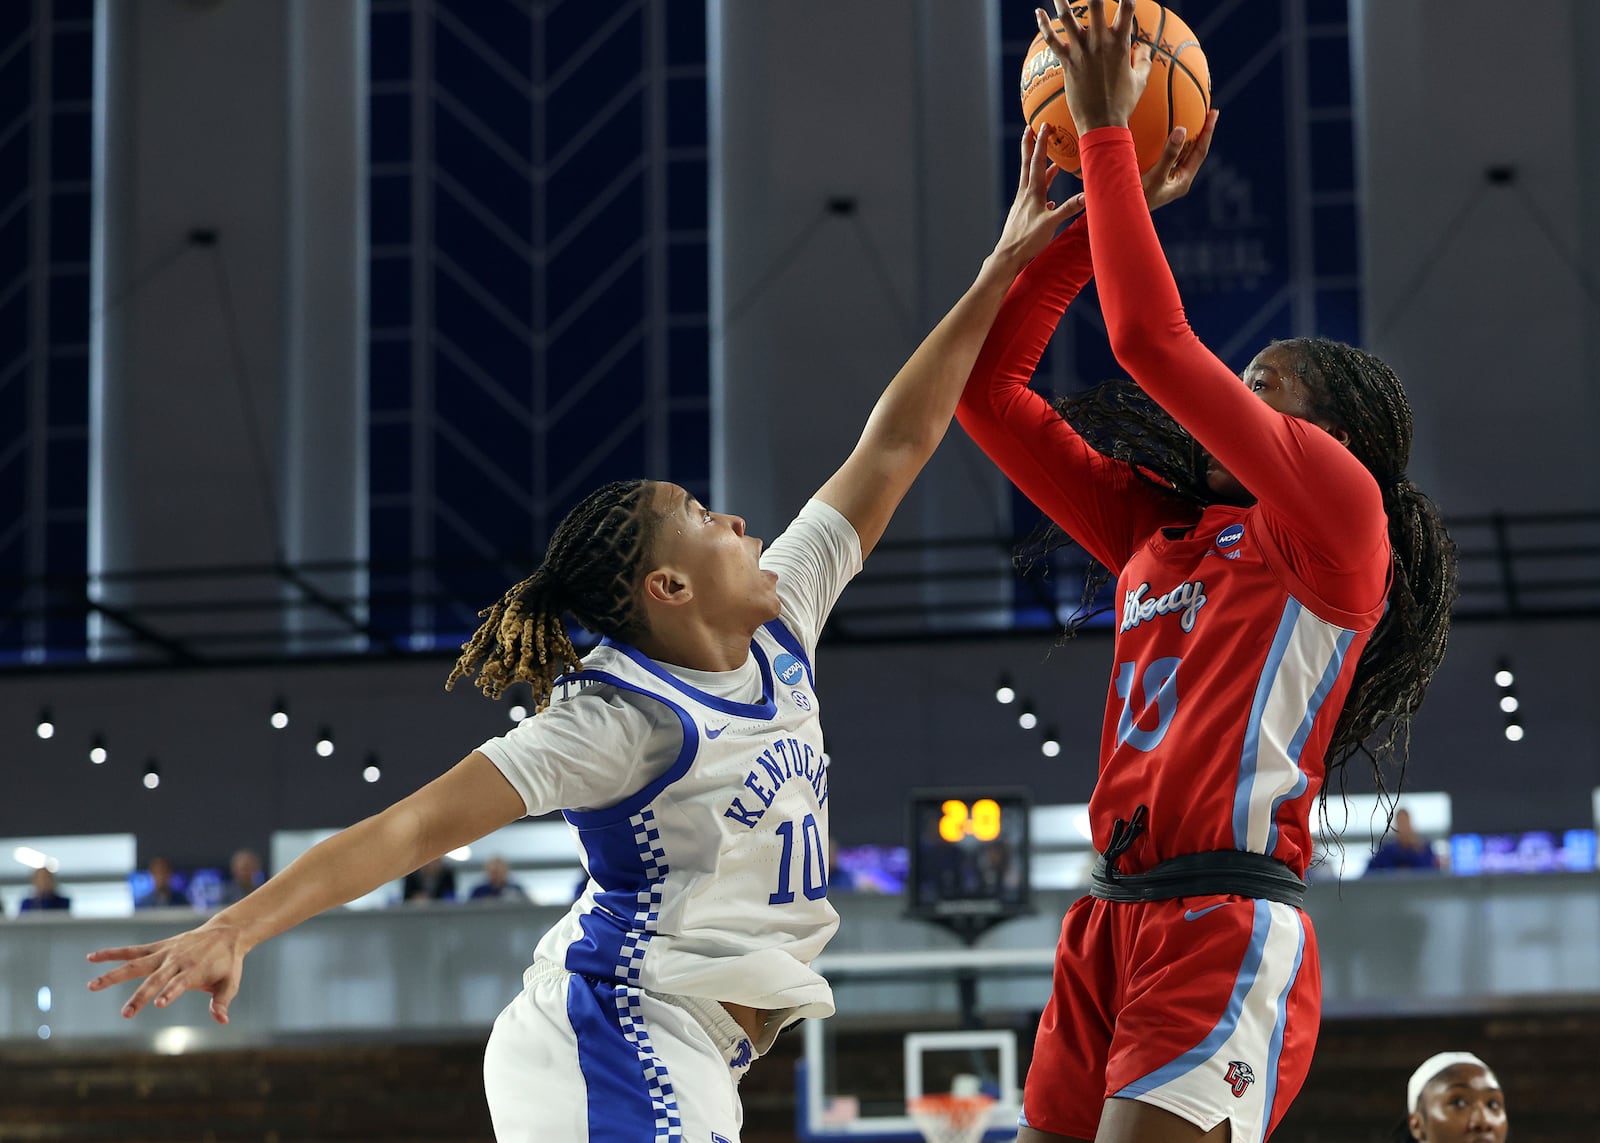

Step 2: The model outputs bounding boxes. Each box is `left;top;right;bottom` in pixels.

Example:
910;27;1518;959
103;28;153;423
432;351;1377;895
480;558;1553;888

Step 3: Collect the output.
446;480;663;712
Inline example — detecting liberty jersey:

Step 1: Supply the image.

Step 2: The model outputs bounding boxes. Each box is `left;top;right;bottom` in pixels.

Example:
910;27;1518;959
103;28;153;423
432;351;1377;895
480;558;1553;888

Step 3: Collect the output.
956;182;1389;877
1093;503;1382;874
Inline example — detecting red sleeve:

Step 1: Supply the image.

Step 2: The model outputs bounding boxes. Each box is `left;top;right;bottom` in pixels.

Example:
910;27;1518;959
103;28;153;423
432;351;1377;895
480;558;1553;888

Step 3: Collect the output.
956;220;1181;573
1077;128;1387;604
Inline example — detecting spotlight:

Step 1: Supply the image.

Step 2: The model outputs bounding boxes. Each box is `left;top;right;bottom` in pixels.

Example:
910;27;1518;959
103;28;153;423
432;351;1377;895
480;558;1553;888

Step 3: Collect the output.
89;735;107;765
363;752;381;784
1018;704;1037;731
36;708;54;739
142;759;161;789
315;727;335;757
1494;660;1513;688
994;676;1016;705
1504;722;1524;743
508;703;528;723
270;696;289;730
1499;695;1519;714
1041;727;1061;758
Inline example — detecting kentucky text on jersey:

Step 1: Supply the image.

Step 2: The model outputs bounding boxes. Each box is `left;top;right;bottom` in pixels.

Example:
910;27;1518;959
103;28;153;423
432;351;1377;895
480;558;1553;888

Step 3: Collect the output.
1121;579;1208;634
723;737;828;828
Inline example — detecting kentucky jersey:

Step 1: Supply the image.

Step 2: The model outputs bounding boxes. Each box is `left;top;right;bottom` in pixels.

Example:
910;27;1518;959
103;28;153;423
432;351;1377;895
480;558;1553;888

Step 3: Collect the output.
477;499;861;1027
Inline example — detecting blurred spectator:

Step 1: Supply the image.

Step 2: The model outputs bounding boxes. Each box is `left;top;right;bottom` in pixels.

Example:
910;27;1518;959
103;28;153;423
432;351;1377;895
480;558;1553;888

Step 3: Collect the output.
218;848;265;906
20;868;71;913
469;856;526;902
403;856;457;903
1365;808;1440;874
1391;1051;1507;1142
135;855;187;910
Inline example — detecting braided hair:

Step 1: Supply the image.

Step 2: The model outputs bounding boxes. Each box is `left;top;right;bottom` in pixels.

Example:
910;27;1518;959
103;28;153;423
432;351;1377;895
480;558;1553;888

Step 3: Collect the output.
446;479;664;711
1020;338;1458;805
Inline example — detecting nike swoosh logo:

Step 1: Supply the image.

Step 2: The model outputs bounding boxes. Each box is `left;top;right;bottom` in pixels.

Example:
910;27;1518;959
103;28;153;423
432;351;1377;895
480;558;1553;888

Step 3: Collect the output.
1183;903;1227;922
706;724;729;739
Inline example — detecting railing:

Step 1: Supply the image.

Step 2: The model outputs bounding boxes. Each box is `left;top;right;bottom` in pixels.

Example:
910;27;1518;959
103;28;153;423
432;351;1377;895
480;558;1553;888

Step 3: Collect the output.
2;509;1598;671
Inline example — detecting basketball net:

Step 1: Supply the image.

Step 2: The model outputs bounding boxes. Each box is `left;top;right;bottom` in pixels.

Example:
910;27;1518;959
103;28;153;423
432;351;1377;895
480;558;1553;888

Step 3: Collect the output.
906;1092;997;1143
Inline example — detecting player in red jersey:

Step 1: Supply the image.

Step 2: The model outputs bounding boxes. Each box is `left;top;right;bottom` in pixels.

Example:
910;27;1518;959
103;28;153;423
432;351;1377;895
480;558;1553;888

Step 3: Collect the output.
956;4;1458;1141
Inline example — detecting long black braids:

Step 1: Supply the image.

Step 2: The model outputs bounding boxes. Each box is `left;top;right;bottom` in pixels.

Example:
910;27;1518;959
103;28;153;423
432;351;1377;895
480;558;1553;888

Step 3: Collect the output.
1282;338;1458;801
1016;339;1458;806
1015;377;1211;625
446;479;664;711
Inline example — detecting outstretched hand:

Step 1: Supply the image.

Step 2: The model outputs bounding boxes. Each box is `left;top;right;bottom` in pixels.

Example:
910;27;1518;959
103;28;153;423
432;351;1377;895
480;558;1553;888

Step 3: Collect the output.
1142;108;1220;212
1035;0;1150;134
992;126;1081;268
87;922;249;1025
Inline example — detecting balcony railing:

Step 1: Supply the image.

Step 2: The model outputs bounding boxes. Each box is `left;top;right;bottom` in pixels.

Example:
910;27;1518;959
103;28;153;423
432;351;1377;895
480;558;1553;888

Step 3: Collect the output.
2;509;1596;672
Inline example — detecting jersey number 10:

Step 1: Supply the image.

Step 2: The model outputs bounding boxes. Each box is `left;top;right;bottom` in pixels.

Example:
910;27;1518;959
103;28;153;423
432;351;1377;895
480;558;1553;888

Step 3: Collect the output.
769;814;828;904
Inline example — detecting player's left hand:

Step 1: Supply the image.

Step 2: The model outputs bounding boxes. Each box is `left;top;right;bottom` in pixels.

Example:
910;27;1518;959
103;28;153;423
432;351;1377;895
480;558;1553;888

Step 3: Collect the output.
991;125;1080;268
1035;0;1151;134
1143;109;1220;212
87;921;249;1025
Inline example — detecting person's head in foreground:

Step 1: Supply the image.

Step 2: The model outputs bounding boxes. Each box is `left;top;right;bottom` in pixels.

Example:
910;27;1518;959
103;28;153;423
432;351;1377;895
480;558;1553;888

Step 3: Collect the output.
1394;1052;1507;1143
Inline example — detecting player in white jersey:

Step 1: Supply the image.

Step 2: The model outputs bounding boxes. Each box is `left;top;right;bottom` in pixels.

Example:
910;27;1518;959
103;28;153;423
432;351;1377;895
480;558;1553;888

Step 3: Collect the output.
84;128;1102;1140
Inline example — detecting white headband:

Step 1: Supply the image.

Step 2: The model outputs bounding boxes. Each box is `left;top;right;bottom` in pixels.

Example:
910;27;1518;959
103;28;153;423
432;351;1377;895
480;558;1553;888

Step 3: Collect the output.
1407;1052;1489;1111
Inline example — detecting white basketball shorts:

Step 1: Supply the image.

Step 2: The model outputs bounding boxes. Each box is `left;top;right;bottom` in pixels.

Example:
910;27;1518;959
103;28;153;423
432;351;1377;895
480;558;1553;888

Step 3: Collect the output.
483;958;757;1142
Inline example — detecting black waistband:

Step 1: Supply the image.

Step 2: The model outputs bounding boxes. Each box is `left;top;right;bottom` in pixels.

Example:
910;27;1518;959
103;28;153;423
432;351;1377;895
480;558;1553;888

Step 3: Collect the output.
1089;849;1307;909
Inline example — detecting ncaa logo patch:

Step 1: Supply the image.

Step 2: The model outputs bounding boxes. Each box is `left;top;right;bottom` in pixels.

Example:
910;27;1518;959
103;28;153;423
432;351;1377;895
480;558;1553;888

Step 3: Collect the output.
1215;523;1245;549
773;652;806;687
1224;1060;1255;1098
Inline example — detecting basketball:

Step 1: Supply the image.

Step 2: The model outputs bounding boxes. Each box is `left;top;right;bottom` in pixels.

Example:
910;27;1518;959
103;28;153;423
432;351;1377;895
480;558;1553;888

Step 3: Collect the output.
1020;1;1210;177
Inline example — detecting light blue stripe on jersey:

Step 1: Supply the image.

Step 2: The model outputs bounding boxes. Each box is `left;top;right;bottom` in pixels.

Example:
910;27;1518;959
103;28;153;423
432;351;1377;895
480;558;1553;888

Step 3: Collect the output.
1258;913;1308;1138
1234;598;1359;854
1233;602;1303;851
599;634;779;718
568;974;680;1141
1114;898;1271;1098
1265;626;1356;853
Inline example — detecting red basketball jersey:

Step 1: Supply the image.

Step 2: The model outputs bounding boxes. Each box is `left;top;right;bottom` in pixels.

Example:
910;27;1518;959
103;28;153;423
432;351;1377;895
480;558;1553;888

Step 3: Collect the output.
957;134;1389;875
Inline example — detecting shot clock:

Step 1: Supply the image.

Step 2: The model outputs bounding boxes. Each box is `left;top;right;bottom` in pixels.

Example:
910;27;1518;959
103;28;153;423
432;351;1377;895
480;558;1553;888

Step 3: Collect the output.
906;787;1032;932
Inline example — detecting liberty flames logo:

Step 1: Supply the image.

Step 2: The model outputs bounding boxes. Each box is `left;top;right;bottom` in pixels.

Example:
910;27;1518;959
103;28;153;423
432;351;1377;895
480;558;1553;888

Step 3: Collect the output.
1224;1060;1255;1098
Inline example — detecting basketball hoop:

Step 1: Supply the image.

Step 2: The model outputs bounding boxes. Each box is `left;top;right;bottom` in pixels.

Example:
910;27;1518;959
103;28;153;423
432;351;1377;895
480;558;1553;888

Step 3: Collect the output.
906;1091;997;1143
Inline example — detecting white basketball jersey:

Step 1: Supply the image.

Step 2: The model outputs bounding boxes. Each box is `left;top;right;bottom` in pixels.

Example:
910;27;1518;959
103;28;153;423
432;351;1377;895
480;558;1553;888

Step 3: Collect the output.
533;619;838;1023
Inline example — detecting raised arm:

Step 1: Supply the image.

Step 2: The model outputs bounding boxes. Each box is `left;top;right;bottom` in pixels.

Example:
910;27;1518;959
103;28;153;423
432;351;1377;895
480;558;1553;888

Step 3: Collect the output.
1038;2;1380;558
87;752;526;1022
813;129;1072;560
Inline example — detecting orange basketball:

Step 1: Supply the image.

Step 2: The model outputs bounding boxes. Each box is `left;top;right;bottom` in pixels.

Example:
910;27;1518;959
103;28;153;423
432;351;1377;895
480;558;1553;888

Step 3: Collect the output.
1020;1;1210;177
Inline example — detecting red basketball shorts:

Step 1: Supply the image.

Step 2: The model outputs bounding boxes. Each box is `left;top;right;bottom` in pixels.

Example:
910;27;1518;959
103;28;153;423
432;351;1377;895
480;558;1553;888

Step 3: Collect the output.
1021;893;1320;1141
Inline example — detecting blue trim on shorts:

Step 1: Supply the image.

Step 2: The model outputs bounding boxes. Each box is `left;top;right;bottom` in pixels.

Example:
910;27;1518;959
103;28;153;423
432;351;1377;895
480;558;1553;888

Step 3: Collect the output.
1259;910;1308;1137
1113;897;1273;1098
568;976;659;1140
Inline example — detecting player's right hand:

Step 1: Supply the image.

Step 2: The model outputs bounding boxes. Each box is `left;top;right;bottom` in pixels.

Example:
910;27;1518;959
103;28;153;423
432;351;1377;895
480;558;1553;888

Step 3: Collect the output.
1143;109;1220;212
87;922;248;1025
